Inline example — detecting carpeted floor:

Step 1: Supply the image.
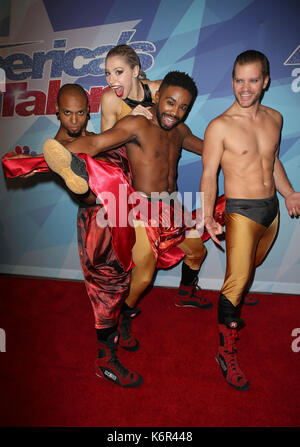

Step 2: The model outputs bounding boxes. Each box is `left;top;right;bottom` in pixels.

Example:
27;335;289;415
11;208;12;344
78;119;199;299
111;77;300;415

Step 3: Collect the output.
0;275;299;428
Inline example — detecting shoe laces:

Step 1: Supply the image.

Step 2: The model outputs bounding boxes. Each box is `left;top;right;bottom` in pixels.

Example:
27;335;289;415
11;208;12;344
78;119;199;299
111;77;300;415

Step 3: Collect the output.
224;330;246;380
224;329;238;354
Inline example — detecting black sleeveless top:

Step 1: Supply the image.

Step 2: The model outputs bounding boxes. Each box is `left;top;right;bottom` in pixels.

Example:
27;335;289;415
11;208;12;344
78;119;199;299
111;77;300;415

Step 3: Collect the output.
124;82;154;109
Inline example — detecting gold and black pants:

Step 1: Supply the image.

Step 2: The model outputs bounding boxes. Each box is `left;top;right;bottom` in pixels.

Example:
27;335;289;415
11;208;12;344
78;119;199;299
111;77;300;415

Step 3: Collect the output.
221;195;279;306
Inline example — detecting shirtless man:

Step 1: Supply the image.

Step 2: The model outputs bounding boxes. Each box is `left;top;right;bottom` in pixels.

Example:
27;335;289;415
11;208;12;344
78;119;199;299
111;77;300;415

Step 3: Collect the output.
43;71;220;381
200;50;300;391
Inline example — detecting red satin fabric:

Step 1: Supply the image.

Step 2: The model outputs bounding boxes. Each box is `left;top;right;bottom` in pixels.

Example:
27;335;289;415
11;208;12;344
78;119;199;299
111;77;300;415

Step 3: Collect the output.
80;154;226;270
141;199;192;269
1;152;226;271
77;204;130;329
82;155;186;270
2;154;49;177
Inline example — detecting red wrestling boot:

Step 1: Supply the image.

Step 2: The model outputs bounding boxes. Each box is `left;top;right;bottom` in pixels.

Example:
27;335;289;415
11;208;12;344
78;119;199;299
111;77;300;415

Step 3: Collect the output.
216;294;249;391
216;321;249;391
95;331;143;387
118;307;141;352
175;278;213;309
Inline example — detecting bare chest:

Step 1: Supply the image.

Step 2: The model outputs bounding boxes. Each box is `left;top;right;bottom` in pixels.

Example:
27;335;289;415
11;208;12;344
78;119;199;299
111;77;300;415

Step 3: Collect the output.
224;117;280;158
128;125;183;164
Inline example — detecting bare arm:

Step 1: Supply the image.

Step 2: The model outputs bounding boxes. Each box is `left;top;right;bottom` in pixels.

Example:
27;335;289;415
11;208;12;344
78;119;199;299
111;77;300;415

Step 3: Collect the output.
200;119;225;244
100;90;120;131
182;127;203;156
65;116;137;157
273;150;300;217
273;150;294;197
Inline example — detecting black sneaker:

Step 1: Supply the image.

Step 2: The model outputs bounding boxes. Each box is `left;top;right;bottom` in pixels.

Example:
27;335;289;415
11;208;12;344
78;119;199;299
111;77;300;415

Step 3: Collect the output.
95;331;143;387
43;138;89;194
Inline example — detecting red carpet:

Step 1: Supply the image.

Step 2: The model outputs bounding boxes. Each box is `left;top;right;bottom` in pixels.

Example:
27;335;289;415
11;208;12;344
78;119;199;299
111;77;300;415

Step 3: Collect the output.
0;275;299;428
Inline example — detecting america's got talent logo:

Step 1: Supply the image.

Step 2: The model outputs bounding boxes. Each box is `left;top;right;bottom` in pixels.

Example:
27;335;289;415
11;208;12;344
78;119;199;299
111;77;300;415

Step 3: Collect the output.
0;29;156;117
284;45;300;93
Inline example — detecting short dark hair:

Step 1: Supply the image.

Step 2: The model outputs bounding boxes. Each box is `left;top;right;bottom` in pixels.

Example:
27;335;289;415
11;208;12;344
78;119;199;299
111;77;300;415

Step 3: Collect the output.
232;50;270;79
57;83;89;106
159;71;198;103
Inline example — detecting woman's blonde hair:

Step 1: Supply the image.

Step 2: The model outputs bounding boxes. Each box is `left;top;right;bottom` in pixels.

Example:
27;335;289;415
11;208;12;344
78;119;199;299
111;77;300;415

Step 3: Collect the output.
106;44;146;80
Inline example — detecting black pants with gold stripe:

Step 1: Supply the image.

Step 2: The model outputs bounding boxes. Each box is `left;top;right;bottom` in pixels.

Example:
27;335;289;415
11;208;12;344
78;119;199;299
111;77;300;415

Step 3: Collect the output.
221;195;279;307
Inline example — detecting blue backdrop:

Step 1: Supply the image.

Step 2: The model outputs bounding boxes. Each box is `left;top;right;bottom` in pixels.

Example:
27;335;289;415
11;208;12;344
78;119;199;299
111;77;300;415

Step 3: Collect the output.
1;0;299;293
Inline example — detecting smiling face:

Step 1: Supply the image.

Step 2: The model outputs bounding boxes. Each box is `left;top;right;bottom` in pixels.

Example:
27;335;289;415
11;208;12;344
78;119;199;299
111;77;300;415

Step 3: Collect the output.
56;91;89;138
105;55;139;99
155;85;192;130
232;61;269;108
